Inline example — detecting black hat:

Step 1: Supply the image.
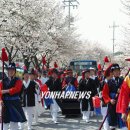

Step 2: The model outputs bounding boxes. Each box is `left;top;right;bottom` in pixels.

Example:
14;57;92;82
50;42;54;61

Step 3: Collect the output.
82;69;90;74
42;70;47;75
23;70;29;75
111;63;120;71
52;68;59;75
7;62;16;70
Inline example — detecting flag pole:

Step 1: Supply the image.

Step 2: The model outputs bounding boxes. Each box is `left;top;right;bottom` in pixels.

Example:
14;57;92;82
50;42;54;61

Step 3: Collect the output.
1;48;8;130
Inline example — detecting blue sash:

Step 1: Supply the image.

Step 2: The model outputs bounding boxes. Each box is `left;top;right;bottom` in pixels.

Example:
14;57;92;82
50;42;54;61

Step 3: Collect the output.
65;85;76;92
4;96;20;100
110;93;116;99
44;98;53;107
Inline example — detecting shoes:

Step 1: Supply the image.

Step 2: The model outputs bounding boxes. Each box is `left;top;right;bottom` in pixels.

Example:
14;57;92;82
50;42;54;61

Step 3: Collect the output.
54;121;59;124
82;116;86;120
27;126;32;130
85;118;90;123
86;119;90;123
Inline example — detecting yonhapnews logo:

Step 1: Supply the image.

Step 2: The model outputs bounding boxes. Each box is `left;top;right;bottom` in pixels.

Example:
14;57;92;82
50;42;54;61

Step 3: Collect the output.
42;91;92;99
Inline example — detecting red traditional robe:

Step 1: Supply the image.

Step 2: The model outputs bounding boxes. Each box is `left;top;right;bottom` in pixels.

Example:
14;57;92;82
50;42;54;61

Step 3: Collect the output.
116;76;130;114
116;75;130;129
0;79;23;100
102;83;111;104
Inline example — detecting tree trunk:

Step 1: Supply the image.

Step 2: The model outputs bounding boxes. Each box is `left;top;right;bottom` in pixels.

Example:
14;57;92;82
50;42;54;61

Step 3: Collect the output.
24;58;30;70
46;59;50;69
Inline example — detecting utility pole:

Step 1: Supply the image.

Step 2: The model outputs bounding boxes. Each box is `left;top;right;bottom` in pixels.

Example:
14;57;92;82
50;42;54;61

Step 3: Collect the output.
63;0;79;29
109;22;119;56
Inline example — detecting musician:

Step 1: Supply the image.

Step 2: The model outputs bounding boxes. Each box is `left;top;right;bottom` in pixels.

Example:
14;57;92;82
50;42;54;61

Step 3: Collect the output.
79;69;97;123
89;67;100;117
19;70;39;130
116;73;130;130
45;69;62;124
99;64;113;130
102;64;126;130
0;63;26;130
29;68;41;123
62;69;78;90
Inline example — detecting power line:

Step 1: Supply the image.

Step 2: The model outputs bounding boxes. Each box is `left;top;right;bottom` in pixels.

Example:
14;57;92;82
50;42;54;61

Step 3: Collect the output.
63;0;79;29
109;21;119;56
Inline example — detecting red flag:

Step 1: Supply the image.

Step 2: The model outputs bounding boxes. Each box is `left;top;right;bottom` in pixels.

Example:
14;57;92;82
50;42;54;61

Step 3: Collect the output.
1;48;8;61
42;56;46;65
104;56;109;63
125;58;130;61
97;64;102;71
48;68;54;76
41;84;49;93
54;62;58;68
92;96;101;108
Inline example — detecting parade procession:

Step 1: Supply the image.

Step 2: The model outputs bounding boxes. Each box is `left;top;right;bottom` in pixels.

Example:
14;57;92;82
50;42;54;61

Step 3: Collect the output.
0;48;130;130
1;0;130;130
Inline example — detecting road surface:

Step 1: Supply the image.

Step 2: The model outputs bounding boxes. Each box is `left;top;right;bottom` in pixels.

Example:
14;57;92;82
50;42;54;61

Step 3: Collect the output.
30;110;102;130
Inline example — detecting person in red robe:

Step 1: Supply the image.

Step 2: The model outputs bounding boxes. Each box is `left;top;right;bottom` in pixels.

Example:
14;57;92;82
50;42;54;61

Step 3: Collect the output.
116;74;130;129
102;63;126;130
0;63;26;130
99;64;113;130
62;69;78;90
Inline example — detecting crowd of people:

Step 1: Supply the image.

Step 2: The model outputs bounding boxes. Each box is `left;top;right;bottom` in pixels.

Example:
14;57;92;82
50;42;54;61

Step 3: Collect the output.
0;62;130;130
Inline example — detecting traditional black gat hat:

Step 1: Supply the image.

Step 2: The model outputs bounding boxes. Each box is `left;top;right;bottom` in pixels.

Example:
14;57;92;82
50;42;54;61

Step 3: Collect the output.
111;63;120;71
7;62;16;70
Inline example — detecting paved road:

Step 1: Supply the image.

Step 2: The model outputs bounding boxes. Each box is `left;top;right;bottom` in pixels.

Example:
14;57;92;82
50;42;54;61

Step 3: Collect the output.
31;110;102;130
